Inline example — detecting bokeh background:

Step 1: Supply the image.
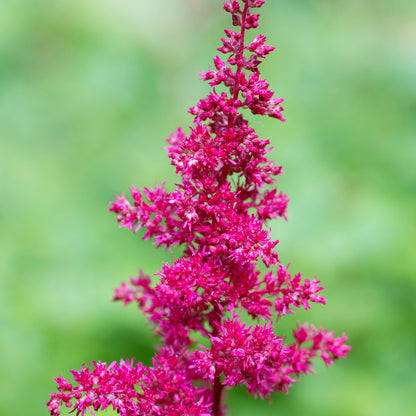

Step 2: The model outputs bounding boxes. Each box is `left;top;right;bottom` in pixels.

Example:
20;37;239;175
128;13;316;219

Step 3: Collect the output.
1;0;415;415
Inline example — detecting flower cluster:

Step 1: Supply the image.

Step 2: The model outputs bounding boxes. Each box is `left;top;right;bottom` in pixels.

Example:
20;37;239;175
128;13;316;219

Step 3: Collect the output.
48;1;350;415
47;349;212;416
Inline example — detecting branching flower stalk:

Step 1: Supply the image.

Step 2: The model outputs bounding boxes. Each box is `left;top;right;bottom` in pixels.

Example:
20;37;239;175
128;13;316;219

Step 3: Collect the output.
47;1;350;415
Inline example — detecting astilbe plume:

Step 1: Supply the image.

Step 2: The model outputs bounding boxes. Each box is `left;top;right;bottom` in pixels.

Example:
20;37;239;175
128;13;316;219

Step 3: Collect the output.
47;1;350;415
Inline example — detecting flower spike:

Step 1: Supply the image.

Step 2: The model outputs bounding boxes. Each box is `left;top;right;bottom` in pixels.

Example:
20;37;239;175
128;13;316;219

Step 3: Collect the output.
48;2;349;415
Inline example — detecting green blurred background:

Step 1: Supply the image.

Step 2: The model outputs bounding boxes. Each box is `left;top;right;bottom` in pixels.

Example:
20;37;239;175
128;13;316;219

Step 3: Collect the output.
1;0;415;415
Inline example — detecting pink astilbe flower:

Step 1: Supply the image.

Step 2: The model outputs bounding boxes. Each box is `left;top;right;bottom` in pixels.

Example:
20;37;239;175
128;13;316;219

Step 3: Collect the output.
48;1;350;415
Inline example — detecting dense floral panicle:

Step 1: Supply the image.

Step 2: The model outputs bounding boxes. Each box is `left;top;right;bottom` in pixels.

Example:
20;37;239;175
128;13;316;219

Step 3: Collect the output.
105;0;348;405
49;1;350;415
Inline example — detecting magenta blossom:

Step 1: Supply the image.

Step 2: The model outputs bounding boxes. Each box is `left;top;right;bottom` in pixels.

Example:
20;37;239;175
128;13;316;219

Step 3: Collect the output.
48;1;350;415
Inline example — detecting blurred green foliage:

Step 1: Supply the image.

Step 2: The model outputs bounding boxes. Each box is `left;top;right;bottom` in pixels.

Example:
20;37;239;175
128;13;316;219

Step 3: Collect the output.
1;0;415;415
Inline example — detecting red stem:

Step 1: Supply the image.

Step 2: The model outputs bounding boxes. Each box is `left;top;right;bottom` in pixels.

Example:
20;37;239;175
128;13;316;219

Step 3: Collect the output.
211;304;223;416
212;372;223;416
